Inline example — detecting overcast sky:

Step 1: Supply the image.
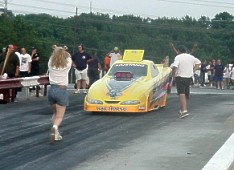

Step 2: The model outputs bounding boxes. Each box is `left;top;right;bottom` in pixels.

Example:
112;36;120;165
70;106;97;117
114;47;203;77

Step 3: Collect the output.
5;0;234;19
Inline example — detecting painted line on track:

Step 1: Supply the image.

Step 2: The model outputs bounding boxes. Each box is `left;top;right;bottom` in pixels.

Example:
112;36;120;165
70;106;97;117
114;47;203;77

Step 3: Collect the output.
171;91;234;95
202;132;234;170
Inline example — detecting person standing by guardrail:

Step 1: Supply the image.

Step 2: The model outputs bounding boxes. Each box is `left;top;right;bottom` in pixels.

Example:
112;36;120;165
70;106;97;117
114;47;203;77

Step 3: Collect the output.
30;47;40;76
88;51;102;88
48;46;72;143
0;45;20;102
0;45;20;78
29;47;40;93
19;48;32;77
72;44;92;94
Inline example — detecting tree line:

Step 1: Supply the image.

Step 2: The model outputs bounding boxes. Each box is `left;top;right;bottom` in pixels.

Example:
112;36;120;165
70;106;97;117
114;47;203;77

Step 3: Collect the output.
0;11;234;73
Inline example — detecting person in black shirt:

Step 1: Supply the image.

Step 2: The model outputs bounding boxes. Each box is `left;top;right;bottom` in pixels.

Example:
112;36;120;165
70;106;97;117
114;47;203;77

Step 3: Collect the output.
30;47;40;76
88;51;102;87
72;44;92;93
200;59;207;87
214;59;224;89
29;47;41;92
0;45;20;78
0;45;20;102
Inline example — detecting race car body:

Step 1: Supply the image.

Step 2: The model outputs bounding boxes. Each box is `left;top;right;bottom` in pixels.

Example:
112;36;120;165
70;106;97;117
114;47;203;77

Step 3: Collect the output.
84;50;172;113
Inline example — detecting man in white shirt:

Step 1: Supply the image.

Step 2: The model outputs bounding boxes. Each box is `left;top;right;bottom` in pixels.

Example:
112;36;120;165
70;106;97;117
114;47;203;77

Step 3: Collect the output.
109;47;122;67
20;48;32;77
171;45;201;118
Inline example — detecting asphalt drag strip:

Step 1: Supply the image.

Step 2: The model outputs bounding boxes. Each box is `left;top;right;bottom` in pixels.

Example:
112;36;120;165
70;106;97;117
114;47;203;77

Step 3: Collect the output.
0;87;234;170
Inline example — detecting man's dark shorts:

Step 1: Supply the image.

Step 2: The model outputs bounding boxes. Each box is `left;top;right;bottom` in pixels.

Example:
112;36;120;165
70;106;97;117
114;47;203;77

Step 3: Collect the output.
215;76;223;82
175;76;192;99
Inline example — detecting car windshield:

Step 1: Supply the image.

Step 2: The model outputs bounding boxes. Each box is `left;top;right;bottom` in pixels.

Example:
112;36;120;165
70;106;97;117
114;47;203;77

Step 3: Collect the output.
108;63;148;78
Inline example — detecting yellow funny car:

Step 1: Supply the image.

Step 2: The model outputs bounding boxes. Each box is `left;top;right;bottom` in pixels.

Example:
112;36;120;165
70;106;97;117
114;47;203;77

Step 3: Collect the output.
84;50;172;113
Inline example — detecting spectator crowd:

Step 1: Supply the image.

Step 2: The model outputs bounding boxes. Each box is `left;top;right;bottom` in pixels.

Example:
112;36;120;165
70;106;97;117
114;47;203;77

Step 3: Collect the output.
192;59;234;90
0;45;40;78
0;43;123;98
169;43;234;90
1;42;234;102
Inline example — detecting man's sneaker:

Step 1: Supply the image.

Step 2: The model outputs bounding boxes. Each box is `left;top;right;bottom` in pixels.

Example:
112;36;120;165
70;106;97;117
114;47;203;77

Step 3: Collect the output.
74;89;81;94
83;89;88;94
178;110;189;119
178;110;187;115
55;129;62;141
49;127;55;143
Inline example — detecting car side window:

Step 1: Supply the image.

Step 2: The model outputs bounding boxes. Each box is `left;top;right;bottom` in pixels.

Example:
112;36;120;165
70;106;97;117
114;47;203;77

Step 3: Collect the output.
151;64;159;78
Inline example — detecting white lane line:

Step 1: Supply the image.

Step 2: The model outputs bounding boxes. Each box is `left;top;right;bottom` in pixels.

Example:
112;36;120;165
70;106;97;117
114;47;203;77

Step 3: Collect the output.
202;132;234;170
171;91;234;95
190;92;234;95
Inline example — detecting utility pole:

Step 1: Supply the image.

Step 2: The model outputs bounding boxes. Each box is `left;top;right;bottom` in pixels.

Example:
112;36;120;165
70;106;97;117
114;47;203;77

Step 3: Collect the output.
70;7;78;83
73;7;78;54
4;0;7;14
90;1;92;14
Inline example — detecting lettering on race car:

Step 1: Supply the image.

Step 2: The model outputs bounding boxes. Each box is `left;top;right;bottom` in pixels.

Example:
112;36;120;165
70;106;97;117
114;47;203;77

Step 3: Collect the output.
115;63;145;67
96;106;127;112
96;107;107;111
108;106;127;112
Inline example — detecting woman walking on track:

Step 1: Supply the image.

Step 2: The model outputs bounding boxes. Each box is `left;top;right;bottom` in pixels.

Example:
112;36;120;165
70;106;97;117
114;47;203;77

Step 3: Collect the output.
47;46;72;143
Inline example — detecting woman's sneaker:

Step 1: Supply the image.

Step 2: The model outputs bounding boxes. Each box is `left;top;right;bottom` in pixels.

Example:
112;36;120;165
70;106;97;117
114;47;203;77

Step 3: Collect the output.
49;127;62;143
55;129;62;141
49;127;56;143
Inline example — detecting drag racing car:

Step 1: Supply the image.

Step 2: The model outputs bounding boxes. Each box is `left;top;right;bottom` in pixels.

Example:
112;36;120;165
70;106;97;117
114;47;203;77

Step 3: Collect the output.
84;50;172;113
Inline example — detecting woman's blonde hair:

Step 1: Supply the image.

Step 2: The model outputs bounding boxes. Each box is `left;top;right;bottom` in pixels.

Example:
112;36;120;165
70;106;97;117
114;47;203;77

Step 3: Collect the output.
50;47;68;68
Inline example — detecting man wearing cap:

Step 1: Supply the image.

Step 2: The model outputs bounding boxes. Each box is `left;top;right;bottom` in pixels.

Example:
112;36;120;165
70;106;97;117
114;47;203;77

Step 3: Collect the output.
108;47;122;67
72;44;92;94
171;45;201;118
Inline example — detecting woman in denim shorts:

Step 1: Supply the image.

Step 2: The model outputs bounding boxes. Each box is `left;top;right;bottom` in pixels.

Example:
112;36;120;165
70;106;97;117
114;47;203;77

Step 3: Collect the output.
47;47;72;143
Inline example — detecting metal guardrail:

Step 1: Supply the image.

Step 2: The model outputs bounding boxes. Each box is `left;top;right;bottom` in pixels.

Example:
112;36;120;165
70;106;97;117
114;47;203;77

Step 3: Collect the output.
0;75;49;102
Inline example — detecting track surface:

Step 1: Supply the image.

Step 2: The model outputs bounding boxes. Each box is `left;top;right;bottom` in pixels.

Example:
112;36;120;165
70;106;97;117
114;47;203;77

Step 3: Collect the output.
0;87;234;170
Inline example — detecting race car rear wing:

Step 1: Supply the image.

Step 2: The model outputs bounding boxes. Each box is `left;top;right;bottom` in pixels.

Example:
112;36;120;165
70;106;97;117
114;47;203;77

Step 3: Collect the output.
123;50;144;62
